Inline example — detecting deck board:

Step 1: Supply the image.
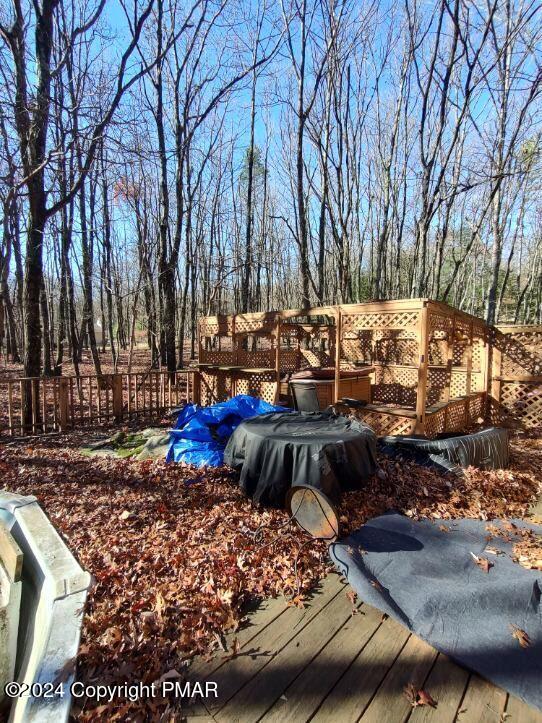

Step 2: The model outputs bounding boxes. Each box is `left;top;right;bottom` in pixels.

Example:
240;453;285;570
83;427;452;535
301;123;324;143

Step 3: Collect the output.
407;654;470;723
204;574;345;715
505;694;542;723
189;593;289;680
190;573;542;723
456;674;507;722
216;586;357;722
360;633;439;723
311;615;411;723
261;603;383;723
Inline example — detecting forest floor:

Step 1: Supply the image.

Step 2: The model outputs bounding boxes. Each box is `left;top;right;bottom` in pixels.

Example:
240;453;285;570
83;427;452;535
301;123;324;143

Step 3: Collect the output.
0;346;190;379
0;426;540;720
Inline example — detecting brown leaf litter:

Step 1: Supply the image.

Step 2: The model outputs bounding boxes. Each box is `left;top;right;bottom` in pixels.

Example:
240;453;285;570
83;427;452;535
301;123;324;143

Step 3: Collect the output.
0;430;539;720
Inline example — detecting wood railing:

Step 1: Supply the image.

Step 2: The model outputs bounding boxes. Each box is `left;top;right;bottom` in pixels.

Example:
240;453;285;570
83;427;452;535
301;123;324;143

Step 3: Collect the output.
0;370;196;437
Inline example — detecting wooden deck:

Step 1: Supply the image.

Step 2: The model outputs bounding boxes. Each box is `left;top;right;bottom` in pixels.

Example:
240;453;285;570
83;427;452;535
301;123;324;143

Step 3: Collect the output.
187;573;542;723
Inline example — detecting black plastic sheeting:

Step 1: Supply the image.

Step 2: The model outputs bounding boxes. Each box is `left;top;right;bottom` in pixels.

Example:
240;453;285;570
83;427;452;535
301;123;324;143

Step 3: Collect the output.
379;427;510;475
224;411;377;507
330;513;542;710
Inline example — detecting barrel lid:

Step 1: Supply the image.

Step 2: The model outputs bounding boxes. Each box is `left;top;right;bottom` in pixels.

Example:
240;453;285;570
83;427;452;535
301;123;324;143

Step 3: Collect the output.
286;484;340;541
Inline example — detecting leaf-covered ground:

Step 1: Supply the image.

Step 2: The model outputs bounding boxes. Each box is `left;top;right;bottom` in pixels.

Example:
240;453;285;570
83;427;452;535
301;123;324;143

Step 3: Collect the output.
0;429;540;721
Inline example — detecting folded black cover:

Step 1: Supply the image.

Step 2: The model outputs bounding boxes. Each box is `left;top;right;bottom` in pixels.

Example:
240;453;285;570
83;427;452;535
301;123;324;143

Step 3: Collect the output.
379;427;510;474
224;411;377;506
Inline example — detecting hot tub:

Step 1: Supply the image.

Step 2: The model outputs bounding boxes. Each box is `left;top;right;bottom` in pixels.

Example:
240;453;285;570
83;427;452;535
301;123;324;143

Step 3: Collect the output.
288;367;373;408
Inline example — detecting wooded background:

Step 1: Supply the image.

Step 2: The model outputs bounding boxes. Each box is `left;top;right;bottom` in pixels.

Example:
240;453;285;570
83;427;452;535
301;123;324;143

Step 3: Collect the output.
0;0;541;380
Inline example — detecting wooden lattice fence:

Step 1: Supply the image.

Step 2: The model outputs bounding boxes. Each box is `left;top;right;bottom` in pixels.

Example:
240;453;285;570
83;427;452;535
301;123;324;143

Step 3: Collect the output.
2;303;539;439
0;370;194;437
490;325;542;430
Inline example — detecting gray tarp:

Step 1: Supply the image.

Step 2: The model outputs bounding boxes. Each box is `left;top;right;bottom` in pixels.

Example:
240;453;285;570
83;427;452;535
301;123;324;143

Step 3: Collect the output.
329;513;542;710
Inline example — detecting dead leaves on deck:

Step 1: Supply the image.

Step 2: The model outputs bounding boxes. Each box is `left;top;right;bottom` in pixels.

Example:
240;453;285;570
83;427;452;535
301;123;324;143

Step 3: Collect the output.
337;437;541;536
404;682;438;708
0;442;328;720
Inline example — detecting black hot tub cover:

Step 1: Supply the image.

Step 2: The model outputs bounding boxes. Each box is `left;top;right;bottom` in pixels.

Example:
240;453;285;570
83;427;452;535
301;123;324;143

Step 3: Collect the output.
224;411;377;507
379;426;510;475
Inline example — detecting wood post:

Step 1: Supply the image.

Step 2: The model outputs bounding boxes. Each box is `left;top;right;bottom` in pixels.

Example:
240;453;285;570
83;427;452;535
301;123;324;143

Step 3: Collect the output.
275;316;281;391
192;370;201;404
415;303;429;434
334;308;342;403
58;377;69;431
198;318;203;364
490;329;502;423
479;328;489;421
112;374;123;422
443;313;455;429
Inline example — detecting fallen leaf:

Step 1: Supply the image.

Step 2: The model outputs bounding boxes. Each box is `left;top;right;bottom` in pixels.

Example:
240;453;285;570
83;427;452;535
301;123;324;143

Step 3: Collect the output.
404;683;417;706
223;637;241;660
287;594;306;609
1;421;539;721
346;590;357;605
418;689;438;708
470;552;494;573
404;682;437;708
153;669;182;686
485;546;504;556
510;625;531;648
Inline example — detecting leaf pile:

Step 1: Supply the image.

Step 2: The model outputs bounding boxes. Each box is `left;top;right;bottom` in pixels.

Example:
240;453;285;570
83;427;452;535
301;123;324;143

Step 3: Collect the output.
486;520;542;571
338;436;541;534
0;430;539;720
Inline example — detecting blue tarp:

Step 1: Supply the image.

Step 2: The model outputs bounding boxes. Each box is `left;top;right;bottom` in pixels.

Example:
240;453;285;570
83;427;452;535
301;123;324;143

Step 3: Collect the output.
166;394;286;467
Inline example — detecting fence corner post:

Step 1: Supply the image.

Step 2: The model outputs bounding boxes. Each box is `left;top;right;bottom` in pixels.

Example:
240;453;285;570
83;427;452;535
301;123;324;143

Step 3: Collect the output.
59;378;69;431
192;370;201;404
112;374;124;422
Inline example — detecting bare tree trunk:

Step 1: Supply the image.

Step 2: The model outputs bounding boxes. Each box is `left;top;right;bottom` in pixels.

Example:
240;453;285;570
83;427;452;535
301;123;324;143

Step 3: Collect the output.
241;63;258;312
